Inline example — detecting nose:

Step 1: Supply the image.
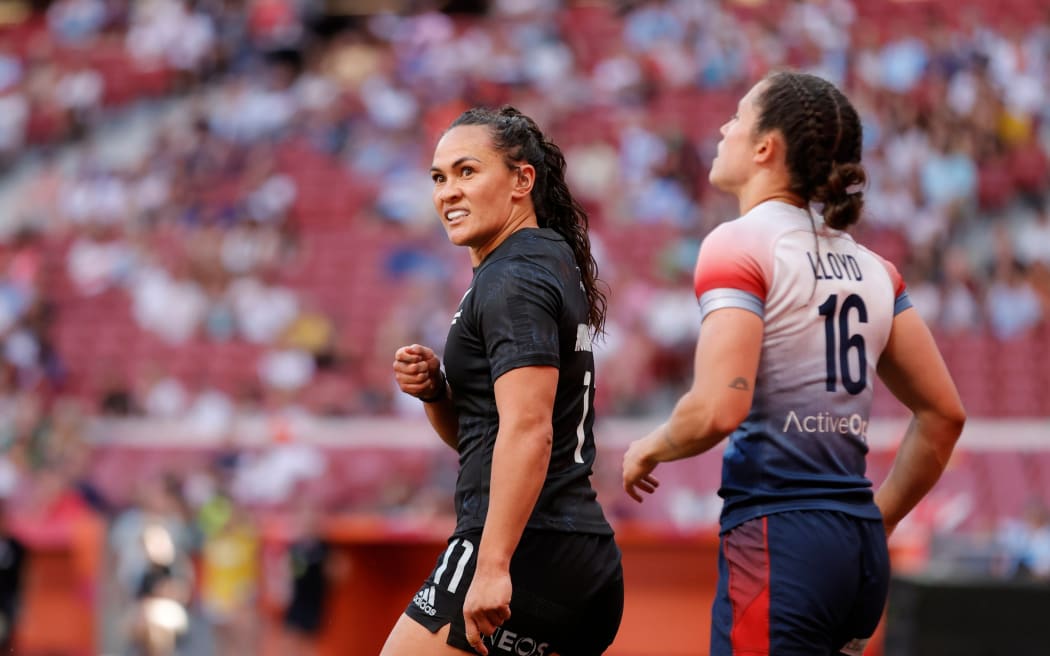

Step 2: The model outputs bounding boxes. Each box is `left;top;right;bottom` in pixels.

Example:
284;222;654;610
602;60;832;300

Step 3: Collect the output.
719;120;730;136
435;180;462;206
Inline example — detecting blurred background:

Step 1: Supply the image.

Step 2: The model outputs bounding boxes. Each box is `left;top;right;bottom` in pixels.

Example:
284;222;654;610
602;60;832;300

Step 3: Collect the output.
0;0;1047;654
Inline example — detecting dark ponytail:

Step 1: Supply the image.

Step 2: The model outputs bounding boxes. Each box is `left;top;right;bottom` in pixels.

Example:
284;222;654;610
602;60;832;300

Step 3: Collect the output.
449;106;608;335
755;71;866;230
814;162;866;231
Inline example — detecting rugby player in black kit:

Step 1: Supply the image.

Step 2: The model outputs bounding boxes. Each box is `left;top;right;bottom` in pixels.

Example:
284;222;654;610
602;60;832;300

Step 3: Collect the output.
381;107;623;656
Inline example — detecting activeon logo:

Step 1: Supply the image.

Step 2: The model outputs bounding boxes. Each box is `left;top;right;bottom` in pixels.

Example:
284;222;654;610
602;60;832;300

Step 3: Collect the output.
782;410;868;442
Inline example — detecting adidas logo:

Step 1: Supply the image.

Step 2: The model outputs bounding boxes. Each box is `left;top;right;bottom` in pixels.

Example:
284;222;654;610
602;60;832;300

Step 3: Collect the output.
413;585;438;617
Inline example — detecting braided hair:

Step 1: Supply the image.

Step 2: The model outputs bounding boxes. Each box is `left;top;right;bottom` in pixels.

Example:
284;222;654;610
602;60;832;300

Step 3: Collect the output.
449;106;608;336
755;72;866;230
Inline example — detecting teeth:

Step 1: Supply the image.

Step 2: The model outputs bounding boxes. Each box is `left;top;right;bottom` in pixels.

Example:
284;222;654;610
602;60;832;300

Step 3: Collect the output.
446;210;468;220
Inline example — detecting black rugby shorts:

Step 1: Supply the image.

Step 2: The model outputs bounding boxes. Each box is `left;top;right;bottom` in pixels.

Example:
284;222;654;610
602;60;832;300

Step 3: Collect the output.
404;528;623;655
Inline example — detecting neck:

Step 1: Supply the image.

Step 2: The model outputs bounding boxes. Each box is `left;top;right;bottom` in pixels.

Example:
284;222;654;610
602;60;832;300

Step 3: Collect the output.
469;206;539;267
739;192;805;215
735;171;805;215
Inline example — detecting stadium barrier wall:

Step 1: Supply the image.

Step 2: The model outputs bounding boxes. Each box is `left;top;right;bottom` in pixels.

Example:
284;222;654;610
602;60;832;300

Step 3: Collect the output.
10;417;1049;655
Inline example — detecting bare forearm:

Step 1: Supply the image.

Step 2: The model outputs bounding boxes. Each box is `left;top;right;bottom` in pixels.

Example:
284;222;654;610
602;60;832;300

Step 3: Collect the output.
874;413;963;528
424;398;460;450
476;428;552;571
645;392;735;463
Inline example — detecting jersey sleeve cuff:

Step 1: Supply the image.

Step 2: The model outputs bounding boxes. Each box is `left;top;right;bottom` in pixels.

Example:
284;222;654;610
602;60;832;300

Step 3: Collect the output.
893;290;913;315
490;354;561;382
698;288;765;321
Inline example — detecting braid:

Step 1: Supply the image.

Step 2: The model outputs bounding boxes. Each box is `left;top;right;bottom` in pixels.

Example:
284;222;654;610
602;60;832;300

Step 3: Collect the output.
756;71;867;230
828;86;844;158
782;74;832;200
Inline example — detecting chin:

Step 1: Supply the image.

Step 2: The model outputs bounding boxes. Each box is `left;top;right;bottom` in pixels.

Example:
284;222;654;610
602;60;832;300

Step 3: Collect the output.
708;171;728;192
444;226;471;247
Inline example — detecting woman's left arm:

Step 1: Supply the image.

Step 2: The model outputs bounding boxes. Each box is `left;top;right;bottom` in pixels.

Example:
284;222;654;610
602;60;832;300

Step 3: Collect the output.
462;365;557;653
624;308;763;501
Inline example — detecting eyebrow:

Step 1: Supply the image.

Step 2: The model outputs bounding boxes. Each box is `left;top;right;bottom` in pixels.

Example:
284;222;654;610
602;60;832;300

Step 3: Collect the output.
430;156;482;173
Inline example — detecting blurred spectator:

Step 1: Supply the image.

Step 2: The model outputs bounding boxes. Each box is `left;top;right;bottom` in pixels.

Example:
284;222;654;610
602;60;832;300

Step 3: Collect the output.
125;522;195;656
258;347;315;394
921;131;978;210
1015;203;1050;267
98;361;136;416
281;304;337;369
184;382;235;441
985;259;1043;340
66;229;135;296
199;501;259;656
110;476;196;602
46;0;108;44
937;246;984;334
137;365;189;420
130;263;208;344
996;500;1050;581
279;500;341;656
0;499;25;653
0;90;28;171
228;276;298;345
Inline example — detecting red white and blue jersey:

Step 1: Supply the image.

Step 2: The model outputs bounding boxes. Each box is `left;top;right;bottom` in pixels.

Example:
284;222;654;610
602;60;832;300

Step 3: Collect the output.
694;201;911;533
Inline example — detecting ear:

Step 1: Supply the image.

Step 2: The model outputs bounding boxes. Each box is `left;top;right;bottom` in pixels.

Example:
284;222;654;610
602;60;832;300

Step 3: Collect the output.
511;164;536;199
752;131;781;166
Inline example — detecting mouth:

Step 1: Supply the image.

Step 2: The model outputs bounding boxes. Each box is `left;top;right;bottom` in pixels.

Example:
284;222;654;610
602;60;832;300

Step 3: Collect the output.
444;209;469;223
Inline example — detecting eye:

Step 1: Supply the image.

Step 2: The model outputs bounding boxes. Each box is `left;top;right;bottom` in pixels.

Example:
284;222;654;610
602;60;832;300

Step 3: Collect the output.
460;166;475;177
431;173;445;184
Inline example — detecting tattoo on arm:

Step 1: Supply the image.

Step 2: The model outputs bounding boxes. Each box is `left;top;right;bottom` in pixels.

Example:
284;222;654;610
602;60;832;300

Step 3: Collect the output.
729;377;751;391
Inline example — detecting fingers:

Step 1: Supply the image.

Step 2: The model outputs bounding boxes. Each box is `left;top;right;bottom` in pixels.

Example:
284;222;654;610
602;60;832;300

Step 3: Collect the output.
464;605;510;655
624;473;659;503
393;345;441;398
638;474;660;492
394;345;423;364
464;615;489;656
395;343;435;359
624;483;644;503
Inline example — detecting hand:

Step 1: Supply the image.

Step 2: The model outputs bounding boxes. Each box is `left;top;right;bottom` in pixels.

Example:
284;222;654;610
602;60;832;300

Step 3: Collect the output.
623;438;660;503
462;568;512;656
393;344;444;401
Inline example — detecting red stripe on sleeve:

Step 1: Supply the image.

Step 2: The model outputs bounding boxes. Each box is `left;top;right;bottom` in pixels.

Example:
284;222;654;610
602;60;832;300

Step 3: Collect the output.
693;222;768;302
872;251;906;297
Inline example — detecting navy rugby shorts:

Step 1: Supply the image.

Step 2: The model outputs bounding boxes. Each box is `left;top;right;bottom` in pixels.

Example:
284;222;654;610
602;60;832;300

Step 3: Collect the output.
405;528;623;656
711;510;890;656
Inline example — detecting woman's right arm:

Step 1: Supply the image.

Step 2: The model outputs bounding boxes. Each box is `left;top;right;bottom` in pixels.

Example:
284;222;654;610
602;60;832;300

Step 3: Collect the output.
393;344;459;450
874;309;966;535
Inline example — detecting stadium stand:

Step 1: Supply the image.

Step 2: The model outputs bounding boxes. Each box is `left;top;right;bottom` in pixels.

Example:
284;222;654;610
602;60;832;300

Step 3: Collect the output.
0;0;1047;654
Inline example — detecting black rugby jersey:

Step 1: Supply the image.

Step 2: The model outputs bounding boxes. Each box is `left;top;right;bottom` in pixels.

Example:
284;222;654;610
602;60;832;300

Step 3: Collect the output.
442;228;612;536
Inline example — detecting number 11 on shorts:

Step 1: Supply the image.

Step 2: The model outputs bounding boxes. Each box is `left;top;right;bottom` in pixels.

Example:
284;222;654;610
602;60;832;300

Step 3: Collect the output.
434;538;475;594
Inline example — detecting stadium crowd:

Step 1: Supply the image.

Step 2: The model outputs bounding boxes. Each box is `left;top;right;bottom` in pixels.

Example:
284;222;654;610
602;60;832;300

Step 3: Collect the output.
1;0;1047;421
0;0;1048;651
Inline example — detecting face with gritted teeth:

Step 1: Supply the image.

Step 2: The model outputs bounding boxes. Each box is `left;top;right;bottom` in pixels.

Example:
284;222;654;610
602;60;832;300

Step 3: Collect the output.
430;125;528;262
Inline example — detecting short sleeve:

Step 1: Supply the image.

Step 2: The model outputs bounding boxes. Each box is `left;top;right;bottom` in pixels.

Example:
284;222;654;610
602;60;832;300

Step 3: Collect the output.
873;252;912;315
693;221;770;321
476;258;562;380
